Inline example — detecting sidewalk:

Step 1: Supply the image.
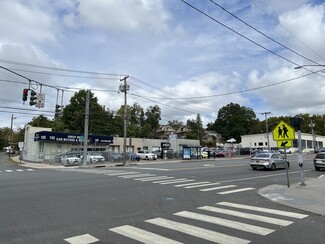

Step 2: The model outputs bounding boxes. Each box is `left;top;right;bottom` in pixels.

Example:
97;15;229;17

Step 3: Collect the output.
259;175;325;216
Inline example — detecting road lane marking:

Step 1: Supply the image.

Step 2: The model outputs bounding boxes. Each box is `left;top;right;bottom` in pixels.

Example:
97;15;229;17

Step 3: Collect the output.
110;225;182;244
174;211;274;236
174;181;210;187
217;202;309;219
146;217;250;244
159;179;195;185
106;172;140;176
183;182;220;189
5;170;13;173
125;167;170;171
199;206;293;226
135;176;174;181
16;169;24;172
64;233;99;244
26;169;34;171
218;188;255;194
152;178;189;184
120;173;156;178
200;185;236;192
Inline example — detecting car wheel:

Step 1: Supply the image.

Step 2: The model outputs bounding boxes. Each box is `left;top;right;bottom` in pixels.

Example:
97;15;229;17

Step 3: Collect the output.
67;160;70;165
252;167;257;170
145;156;149;160
315;166;320;171
271;163;276;171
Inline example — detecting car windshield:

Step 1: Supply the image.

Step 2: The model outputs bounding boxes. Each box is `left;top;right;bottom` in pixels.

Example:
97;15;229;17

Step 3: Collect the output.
316;153;325;159
254;153;270;158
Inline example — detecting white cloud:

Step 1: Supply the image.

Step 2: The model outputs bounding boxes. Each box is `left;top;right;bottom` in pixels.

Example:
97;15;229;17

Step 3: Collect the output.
64;0;171;34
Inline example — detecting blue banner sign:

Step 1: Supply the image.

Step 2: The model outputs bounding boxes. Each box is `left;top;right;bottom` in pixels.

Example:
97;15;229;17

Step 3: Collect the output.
34;131;113;144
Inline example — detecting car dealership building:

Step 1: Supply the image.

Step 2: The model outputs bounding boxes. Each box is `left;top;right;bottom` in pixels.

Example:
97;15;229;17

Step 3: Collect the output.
23;125;200;163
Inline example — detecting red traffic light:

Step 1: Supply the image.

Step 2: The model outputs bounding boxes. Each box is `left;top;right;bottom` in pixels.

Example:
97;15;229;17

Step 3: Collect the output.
22;89;29;102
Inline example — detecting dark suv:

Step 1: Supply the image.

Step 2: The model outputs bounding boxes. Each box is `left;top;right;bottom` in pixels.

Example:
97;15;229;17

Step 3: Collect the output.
313;152;325;171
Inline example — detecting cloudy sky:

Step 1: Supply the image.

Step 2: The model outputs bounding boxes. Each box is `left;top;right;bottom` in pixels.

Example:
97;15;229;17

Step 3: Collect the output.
0;0;325;131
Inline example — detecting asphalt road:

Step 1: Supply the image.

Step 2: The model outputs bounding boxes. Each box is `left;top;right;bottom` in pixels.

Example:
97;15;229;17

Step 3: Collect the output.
1;152;324;243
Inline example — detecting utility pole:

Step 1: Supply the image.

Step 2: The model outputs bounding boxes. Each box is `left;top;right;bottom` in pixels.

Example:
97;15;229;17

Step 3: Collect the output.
119;76;129;166
261;112;271;151
82;90;90;167
8;114;16;159
309;119;316;151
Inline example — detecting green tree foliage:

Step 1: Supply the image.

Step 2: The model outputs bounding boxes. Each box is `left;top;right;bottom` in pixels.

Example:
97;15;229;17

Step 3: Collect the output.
143;105;161;138
62;90;111;134
167;120;184;132
28;115;52;128
116;103;145;138
209;103;258;142
186;114;204;142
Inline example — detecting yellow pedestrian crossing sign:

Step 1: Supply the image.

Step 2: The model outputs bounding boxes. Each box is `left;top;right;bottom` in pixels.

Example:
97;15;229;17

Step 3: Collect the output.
272;120;295;141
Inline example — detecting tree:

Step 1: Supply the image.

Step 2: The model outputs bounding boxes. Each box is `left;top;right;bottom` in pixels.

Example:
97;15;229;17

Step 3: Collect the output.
210;103;258;142
186;114;204;142
62;90;111;134
28;115;52;128
167;120;183;132
142;105;161;138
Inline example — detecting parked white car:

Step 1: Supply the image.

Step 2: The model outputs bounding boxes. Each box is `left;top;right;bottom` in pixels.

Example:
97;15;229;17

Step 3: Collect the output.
61;154;80;166
81;153;105;163
136;150;157;160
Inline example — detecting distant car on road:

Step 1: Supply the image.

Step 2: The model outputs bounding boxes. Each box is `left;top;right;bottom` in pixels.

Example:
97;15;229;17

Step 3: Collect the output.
313;152;325;171
250;152;289;171
136;150;157;160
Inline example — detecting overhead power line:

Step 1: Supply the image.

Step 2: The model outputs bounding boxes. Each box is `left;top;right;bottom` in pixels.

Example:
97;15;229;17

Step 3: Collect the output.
0;58;128;77
210;0;321;65
249;0;325;62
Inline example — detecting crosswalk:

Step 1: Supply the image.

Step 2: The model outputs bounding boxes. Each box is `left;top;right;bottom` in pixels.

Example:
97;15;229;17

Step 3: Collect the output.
101;169;256;195
65;201;309;243
0;168;35;173
59;168;256;195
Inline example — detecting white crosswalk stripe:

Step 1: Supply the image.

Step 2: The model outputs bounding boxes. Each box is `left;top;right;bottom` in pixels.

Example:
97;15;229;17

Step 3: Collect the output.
174;211;274;236
106;171;140;176
198;206;293;226
16;169;24;172
26;169;34;171
217;202;309;219
92;201;310;243
120;173;156;178
174;181;210;187
5;170;13;173
152;178;189;184
110;225;182;244
183;182;220;189
64;233;99;244
218;187;255;195
159;179;195;185
200;185;236;192
146;217;250;244
134;176;174;181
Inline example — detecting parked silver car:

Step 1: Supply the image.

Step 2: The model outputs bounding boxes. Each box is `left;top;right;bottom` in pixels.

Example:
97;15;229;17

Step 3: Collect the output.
250;152;289;171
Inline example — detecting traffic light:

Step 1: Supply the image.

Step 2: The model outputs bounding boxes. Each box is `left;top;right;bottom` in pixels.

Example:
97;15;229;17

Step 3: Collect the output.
29;90;37;106
22;89;29;102
55;104;62;119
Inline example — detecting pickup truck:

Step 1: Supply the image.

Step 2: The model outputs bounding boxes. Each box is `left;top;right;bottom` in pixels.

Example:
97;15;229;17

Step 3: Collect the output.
136;150;157;160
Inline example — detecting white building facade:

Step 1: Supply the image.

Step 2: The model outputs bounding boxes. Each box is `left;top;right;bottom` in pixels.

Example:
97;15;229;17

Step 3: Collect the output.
241;132;325;152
